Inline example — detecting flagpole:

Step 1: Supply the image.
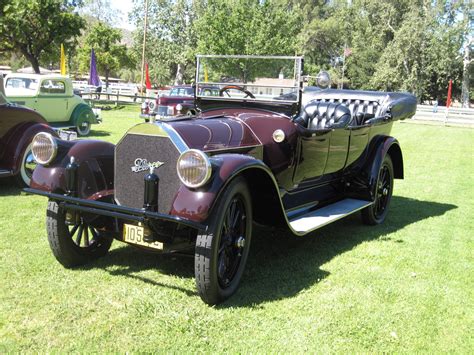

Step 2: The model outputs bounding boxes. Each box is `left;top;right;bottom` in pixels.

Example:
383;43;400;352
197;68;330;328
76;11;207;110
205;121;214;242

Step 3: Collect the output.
140;0;149;96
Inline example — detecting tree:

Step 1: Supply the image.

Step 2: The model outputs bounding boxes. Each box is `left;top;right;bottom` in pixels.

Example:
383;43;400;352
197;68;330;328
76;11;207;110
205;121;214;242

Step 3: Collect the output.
370;1;464;102
460;1;473;107
78;22;133;88
0;0;84;73
195;0;300;57
131;0;202;86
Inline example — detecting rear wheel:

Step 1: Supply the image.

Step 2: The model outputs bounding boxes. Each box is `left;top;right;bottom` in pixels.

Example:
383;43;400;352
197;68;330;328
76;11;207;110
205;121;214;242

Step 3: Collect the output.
46;200;112;267
362;154;394;225
76;121;91;136
195;177;252;305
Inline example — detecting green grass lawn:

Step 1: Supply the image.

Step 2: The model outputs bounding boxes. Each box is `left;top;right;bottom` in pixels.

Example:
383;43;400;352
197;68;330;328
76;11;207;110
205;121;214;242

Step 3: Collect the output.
0;110;473;352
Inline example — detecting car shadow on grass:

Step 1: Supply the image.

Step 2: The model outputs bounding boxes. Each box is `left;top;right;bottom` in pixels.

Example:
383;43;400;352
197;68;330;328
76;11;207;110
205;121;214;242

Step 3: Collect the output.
0;179;24;196
88;129;111;138
220;195;457;308
75;196;456;306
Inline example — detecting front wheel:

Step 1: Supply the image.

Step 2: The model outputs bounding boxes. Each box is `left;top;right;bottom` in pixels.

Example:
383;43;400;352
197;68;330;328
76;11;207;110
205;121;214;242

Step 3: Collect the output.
76;121;91;136
195;177;252;305
361;154;394;225
46;200;112;267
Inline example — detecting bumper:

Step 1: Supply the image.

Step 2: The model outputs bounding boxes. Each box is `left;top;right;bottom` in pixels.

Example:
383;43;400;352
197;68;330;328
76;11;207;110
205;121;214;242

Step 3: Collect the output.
24;188;206;231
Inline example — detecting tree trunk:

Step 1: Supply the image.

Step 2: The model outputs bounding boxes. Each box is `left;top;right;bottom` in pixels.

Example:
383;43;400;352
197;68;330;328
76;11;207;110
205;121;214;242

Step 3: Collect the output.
175;63;184;85
461;39;472;108
20;49;41;73
461;4;472;108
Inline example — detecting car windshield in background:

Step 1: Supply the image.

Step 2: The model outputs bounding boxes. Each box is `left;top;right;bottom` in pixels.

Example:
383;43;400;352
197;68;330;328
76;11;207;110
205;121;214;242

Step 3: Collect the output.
5;78;38;96
196;55;302;103
169;87;194;97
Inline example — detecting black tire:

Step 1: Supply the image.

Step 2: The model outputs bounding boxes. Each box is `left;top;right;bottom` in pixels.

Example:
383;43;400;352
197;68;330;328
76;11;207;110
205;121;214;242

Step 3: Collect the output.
362;154;394;225
46;200;112;268
76;121;91;136
14;142;35;187
195;177;252;305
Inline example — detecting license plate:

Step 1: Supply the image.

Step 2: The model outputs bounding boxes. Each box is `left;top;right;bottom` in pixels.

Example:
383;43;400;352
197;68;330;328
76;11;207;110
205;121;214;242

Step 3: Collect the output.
123;223;163;250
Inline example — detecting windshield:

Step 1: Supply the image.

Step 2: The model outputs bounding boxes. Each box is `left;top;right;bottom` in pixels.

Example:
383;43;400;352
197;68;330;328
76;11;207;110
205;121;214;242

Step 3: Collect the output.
169;87;194;97
5;77;39;96
196;55;302;104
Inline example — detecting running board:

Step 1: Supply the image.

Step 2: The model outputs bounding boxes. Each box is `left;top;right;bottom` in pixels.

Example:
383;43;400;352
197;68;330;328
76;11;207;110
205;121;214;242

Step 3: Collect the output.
288;198;372;234
0;169;13;178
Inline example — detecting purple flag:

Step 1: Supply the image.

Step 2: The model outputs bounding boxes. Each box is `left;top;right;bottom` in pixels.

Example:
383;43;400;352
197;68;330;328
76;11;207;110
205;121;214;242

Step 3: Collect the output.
88;48;101;86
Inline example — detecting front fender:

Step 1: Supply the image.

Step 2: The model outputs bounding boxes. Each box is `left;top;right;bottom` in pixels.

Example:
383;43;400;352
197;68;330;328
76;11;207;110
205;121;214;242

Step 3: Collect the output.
9;123;58;175
70;103;98;126
31;139;115;200
170;154;282;223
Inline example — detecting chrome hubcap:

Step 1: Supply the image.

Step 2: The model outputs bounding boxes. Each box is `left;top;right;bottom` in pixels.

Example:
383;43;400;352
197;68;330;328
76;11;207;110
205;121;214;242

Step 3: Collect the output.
235;236;245;249
24;152;37;178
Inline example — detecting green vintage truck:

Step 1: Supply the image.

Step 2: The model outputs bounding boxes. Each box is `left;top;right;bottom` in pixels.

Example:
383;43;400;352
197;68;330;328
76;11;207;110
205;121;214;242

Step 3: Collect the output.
4;74;100;136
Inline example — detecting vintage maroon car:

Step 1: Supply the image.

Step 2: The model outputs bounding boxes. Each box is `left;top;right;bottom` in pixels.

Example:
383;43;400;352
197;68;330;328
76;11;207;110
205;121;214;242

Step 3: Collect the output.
140;85;219;120
0;76;58;186
27;55;416;305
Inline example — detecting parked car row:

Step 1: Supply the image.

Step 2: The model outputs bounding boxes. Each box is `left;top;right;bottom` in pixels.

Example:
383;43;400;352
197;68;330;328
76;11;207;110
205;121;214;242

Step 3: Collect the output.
23;55;416;305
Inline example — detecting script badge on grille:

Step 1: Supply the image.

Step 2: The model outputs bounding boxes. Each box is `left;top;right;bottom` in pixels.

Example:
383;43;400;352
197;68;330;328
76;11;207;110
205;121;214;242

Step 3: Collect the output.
131;158;165;173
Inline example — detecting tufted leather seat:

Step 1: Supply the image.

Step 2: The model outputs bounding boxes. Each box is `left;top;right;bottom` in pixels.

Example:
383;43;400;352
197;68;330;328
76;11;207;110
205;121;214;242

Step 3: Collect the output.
298;101;352;129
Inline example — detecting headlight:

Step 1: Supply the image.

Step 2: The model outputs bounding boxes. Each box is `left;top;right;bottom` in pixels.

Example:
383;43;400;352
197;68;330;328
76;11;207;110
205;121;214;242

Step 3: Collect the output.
31;132;57;165
167;105;174;115
176;149;212;188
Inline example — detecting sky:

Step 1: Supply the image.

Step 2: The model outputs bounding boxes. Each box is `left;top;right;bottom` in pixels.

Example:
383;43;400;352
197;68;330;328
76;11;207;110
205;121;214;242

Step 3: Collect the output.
110;0;136;31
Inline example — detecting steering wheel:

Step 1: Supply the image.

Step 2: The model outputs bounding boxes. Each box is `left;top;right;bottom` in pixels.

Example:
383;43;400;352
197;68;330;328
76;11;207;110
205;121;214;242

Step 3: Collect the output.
219;85;256;99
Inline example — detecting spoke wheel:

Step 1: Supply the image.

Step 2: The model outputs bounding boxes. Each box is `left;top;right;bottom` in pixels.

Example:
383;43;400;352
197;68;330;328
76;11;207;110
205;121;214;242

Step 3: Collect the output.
195;177;252;305
361;154;394;225
46;200;112;267
217;196;247;288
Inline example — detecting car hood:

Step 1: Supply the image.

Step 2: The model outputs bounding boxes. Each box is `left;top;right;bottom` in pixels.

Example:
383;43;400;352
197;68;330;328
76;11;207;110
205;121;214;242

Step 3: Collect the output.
167;116;261;152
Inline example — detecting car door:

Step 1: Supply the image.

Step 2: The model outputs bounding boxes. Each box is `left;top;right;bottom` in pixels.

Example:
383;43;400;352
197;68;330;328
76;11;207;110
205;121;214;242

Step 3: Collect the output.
34;79;69;123
346;124;370;167
323;127;351;174
292;129;331;184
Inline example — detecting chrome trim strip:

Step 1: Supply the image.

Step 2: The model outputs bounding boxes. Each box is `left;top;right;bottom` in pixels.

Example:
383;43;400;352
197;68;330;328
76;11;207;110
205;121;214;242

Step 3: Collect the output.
161;122;189;153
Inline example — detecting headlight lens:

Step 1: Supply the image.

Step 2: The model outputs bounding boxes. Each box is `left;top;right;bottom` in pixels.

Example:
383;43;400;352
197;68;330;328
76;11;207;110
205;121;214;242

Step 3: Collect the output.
176;149;212;188
31;132;57;165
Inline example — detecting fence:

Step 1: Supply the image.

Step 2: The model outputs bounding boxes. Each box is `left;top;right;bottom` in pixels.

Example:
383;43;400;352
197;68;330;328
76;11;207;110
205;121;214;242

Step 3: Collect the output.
414;104;474;125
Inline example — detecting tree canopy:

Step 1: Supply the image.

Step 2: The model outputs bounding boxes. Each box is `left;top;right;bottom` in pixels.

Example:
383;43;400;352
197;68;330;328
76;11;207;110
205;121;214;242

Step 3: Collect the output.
0;0;471;103
78;22;134;88
0;0;84;73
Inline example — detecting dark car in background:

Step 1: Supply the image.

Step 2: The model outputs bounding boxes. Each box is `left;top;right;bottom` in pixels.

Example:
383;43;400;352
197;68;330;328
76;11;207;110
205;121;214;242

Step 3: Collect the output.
140;85;219;120
0;76;58;186
27;55;416;305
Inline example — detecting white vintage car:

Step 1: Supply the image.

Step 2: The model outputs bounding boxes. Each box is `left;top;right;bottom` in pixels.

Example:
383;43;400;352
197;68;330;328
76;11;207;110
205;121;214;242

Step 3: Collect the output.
4;74;100;136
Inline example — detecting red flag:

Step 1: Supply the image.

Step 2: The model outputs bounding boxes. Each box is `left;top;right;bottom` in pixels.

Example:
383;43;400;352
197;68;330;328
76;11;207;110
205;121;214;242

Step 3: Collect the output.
446;79;452;109
145;63;152;90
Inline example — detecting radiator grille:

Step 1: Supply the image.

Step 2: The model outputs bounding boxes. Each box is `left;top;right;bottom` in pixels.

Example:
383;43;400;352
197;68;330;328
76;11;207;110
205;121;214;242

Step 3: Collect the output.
115;134;181;213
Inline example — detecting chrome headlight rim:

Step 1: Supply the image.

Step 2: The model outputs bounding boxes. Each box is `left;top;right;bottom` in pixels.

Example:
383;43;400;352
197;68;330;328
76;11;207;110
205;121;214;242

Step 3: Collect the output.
176;149;212;188
31;132;58;165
